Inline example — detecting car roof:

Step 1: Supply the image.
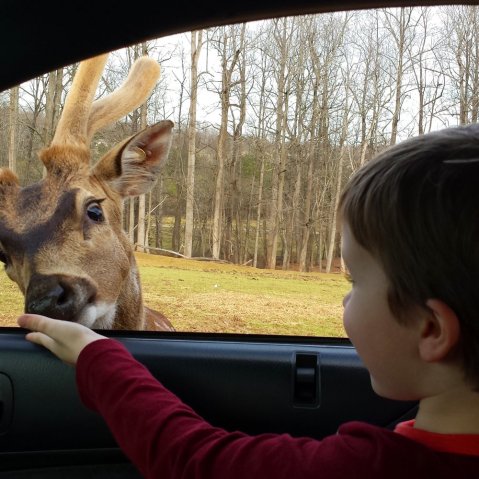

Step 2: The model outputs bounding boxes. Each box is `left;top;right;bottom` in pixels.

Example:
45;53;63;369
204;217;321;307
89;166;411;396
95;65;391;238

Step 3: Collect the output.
1;0;465;91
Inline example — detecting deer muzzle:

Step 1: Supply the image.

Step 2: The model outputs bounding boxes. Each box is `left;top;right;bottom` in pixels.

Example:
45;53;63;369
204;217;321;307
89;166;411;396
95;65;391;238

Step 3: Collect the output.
25;274;97;322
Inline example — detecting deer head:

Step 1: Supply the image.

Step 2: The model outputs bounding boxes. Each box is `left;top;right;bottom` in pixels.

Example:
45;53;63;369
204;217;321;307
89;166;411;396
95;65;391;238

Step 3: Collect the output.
0;54;174;331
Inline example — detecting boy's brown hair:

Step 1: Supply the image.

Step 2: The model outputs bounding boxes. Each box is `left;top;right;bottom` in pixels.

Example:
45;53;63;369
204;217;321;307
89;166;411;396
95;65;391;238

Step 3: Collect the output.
339;124;479;386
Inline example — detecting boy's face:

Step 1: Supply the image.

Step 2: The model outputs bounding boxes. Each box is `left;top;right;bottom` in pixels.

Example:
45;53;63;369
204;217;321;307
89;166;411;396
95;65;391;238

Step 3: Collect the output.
341;222;422;401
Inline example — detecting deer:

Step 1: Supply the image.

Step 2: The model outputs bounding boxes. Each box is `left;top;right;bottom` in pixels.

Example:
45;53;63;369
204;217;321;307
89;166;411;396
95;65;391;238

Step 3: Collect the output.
0;53;175;331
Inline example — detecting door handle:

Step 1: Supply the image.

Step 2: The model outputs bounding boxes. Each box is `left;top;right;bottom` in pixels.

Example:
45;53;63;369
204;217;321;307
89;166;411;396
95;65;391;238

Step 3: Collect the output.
293;353;320;407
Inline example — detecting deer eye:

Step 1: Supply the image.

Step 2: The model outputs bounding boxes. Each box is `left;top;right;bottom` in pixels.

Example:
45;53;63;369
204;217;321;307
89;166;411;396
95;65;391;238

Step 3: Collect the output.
86;203;104;223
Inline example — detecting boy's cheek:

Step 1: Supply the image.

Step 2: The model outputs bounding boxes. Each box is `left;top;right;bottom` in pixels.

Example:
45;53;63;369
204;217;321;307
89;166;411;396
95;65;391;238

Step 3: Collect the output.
342;291;351;308
342;296;363;343
342;304;353;337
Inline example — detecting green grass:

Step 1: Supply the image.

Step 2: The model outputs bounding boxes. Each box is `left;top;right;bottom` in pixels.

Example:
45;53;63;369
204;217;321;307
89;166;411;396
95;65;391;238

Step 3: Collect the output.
0;253;350;337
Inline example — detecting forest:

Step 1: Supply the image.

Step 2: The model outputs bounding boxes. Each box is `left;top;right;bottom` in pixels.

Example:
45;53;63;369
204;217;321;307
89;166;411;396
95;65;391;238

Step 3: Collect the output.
1;5;478;272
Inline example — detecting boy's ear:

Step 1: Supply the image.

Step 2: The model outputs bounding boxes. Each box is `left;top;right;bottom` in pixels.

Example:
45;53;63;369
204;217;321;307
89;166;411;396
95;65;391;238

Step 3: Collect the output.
418;299;460;362
92;120;173;197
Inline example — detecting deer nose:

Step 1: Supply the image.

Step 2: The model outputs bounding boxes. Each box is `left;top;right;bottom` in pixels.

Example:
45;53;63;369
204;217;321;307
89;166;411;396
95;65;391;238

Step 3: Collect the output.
25;274;97;321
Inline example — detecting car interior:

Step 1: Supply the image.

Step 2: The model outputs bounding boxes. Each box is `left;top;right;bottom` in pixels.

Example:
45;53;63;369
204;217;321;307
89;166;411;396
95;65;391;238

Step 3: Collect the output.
0;0;470;477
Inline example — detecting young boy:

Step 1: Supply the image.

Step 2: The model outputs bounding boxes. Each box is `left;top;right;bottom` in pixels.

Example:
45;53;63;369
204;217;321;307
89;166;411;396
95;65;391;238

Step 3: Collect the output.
17;123;479;478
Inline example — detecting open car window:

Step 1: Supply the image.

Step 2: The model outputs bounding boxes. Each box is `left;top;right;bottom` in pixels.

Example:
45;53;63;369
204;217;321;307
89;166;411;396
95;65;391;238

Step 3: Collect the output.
0;5;476;336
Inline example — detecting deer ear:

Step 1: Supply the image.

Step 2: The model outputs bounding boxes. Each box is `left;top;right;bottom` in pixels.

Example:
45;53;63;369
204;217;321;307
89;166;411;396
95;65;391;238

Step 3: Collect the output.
92;120;174;197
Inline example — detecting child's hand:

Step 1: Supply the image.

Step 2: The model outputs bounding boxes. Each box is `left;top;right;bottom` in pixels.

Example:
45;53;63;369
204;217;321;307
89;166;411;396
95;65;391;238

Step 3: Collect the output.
17;314;106;365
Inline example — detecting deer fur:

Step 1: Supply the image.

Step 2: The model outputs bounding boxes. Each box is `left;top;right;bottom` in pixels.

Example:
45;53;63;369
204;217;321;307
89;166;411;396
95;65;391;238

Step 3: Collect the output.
0;53;174;331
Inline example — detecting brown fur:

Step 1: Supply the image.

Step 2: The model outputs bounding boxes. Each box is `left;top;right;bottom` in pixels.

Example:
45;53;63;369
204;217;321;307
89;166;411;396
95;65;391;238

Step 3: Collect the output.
0;55;174;331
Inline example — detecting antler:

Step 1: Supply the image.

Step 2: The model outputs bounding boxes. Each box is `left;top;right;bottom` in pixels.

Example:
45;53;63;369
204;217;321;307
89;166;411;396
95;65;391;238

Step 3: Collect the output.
87;57;161;142
51;54;109;147
45;53;161;170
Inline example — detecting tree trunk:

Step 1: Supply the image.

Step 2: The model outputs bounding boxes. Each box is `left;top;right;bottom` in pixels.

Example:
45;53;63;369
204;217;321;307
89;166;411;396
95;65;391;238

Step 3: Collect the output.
184;30;203;258
8;86;19;174
266;18;290;269
212;30;240;260
253;151;265;268
299;81;319;272
384;7;413;145
228;24;247;263
212;88;227;259
325;83;350;272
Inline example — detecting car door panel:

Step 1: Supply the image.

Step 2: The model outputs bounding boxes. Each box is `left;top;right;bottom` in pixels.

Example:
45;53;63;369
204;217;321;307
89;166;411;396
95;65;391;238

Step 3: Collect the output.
0;329;416;474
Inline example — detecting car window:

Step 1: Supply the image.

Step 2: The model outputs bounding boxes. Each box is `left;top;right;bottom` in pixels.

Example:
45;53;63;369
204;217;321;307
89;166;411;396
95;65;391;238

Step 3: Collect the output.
0;5;474;336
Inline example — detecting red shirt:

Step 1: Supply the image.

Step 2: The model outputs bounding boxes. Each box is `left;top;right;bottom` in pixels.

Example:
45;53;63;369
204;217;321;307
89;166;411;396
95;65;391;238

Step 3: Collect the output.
394;419;479;456
76;339;479;478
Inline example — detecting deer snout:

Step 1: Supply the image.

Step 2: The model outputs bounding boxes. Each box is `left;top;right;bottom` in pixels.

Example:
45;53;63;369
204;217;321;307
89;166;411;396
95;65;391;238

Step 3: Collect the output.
25;274;97;322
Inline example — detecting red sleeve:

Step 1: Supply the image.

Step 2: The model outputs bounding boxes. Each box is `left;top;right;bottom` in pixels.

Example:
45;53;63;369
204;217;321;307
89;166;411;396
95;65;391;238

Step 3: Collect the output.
75;339;464;479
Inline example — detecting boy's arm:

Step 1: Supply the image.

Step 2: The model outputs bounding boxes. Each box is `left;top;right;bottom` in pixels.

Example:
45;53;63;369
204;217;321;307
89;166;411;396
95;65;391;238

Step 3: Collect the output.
76;338;345;479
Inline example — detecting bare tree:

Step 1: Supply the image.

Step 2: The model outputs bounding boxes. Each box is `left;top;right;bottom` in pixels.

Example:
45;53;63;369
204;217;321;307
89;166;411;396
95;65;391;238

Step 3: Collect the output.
250;29;272;268
298;50;319;271
184;30;204;258
211;26;242;260
382;7;416;145
8;86;19;174
225;23;247;263
43;68;64;147
265;17;293;269
325;74;351;273
441;5;479;125
350;11;391;167
20;76;47;182
408;7;445;134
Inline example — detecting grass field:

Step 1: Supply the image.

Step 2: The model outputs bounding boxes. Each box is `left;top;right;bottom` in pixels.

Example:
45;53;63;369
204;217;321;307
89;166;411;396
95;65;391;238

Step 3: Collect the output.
0;253;350;337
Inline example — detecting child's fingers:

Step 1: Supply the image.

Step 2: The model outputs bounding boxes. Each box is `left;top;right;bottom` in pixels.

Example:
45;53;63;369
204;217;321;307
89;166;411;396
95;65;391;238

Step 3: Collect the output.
18;313;107;366
18;314;53;333
18;314;70;340
17;314;37;330
25;331;57;352
25;330;78;366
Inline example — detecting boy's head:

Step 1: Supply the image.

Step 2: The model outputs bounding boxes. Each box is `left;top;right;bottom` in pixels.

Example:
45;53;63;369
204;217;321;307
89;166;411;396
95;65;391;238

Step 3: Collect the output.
339;124;479;387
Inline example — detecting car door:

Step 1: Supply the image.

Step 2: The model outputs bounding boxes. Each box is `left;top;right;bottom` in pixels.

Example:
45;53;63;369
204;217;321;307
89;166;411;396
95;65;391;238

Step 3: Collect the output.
0;328;418;476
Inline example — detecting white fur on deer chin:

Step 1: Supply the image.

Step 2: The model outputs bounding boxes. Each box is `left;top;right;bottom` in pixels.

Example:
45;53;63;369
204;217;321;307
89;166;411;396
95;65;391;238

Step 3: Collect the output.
78;302;117;329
